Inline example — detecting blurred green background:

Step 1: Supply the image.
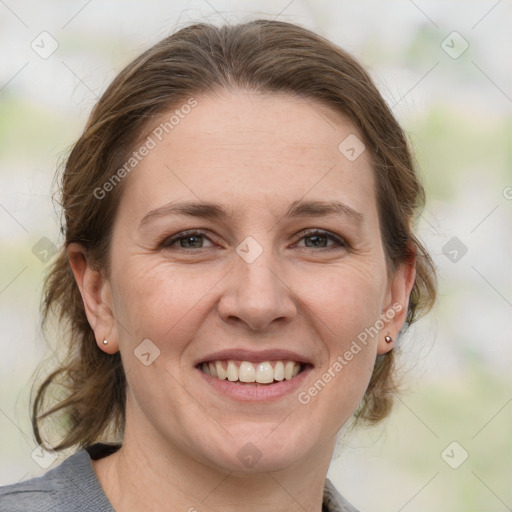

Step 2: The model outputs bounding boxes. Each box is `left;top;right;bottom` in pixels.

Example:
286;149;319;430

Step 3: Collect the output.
1;1;511;510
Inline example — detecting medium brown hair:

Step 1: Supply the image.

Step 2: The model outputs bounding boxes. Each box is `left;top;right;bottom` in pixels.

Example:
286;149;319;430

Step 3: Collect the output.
31;19;437;451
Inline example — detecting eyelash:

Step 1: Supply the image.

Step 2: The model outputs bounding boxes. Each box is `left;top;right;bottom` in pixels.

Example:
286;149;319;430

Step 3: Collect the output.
160;229;347;251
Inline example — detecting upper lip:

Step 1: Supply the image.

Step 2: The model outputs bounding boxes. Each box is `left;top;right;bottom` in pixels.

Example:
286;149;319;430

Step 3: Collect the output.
195;348;313;366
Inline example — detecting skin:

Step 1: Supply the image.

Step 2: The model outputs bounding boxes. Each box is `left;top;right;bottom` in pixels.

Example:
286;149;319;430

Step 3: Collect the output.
68;89;415;512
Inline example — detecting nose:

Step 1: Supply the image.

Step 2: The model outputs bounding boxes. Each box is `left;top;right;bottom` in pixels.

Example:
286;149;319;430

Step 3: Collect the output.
217;250;297;332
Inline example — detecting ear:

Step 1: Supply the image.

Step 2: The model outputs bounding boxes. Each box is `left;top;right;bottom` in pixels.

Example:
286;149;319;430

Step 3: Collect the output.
67;243;119;354
377;249;416;355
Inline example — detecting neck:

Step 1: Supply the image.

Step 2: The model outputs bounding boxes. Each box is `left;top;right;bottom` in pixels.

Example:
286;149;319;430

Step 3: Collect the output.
92;405;335;511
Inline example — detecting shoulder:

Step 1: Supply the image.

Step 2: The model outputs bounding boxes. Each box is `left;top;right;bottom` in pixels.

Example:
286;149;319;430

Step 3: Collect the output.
323;478;362;512
0;445;117;512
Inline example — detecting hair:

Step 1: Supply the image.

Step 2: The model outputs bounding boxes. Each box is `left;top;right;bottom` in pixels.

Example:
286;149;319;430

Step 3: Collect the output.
31;19;437;452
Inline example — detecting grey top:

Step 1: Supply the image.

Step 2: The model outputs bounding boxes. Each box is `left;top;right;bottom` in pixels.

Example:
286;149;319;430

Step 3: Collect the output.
0;443;360;511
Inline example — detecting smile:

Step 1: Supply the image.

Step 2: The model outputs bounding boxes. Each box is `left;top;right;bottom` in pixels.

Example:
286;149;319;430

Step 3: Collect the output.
199;360;304;385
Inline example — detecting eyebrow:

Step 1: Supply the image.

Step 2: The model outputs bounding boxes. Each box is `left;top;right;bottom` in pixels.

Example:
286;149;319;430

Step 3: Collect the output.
138;199;364;229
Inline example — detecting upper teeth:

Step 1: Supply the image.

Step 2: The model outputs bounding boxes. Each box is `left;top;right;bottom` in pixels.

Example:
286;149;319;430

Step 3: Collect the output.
200;360;301;383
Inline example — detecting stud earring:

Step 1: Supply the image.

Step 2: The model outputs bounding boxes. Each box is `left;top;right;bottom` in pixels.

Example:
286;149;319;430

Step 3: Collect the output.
384;335;393;343
102;339;108;345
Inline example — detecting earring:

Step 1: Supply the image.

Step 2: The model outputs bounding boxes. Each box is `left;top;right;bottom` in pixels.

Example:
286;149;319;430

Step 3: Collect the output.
102;339;108;345
384;335;393;343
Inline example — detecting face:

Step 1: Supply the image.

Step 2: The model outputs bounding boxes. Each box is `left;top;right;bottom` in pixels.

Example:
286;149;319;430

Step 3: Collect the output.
75;89;413;473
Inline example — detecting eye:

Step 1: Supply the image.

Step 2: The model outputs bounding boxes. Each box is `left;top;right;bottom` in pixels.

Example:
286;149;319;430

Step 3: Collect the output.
160;228;347;251
161;230;214;249
294;229;347;249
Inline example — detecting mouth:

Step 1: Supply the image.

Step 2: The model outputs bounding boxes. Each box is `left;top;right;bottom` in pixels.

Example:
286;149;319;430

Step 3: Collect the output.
197;359;308;386
194;349;313;400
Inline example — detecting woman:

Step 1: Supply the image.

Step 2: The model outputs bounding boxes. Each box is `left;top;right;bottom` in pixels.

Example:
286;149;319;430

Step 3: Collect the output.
0;19;436;512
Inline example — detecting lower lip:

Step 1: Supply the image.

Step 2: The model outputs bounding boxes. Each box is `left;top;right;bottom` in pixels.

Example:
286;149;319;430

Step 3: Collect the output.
197;366;312;402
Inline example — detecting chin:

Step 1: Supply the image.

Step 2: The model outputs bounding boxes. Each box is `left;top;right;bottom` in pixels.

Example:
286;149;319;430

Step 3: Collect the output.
196;424;317;474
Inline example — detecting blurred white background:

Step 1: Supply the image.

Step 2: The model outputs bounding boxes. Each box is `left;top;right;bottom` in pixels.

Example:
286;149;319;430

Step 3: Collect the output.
1;1;511;510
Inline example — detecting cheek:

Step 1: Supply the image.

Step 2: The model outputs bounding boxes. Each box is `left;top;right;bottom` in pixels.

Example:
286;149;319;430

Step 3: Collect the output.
295;264;385;404
297;261;387;340
112;256;223;347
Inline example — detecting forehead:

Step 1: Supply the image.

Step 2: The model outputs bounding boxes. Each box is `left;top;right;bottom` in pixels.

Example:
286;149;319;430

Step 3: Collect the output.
117;90;377;225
